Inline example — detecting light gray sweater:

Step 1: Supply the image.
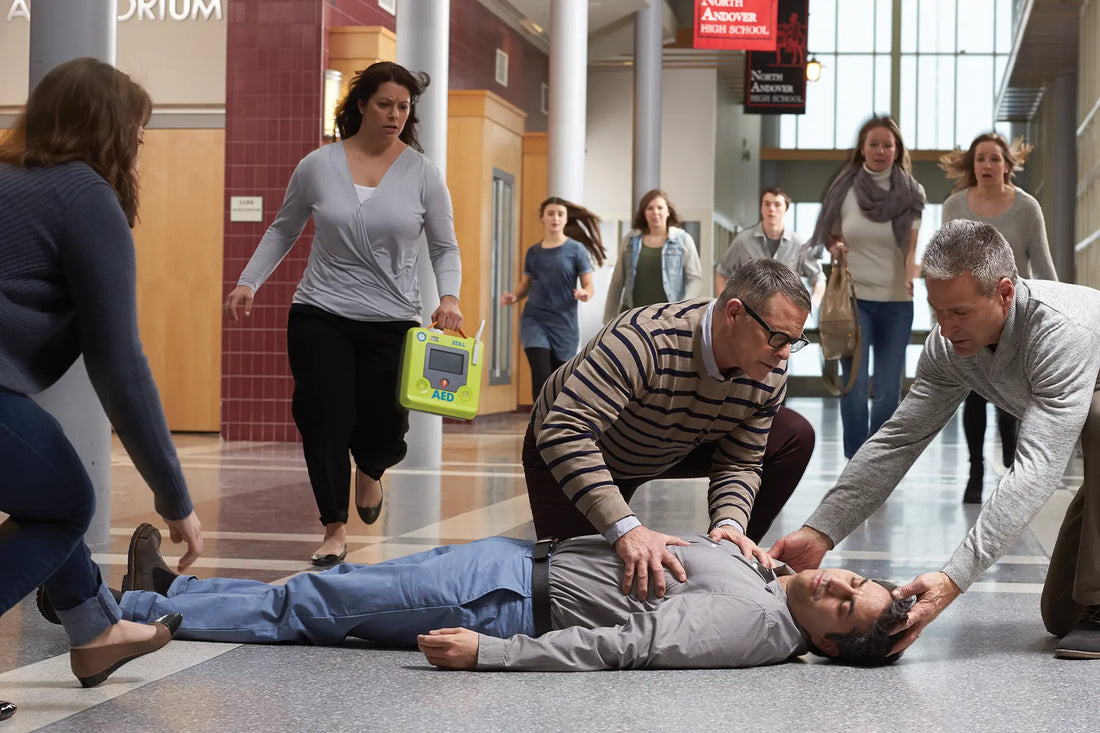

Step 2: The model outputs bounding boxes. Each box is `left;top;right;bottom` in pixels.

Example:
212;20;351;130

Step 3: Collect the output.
237;143;461;322
942;188;1056;280
805;279;1100;590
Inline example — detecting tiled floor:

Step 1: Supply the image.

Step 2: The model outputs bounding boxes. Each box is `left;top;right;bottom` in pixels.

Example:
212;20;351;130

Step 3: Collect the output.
1;397;1096;732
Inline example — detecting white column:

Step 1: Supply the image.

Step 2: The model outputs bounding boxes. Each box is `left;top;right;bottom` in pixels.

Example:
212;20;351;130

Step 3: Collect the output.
549;0;588;201
397;0;449;469
28;0;117;553
632;1;663;208
1050;73;1077;283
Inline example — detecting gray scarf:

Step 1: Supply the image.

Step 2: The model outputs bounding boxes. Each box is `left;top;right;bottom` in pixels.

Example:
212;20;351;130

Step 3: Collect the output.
808;164;924;258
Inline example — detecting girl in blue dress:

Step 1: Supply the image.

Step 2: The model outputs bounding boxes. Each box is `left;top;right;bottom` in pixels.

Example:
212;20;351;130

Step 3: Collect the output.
501;197;605;403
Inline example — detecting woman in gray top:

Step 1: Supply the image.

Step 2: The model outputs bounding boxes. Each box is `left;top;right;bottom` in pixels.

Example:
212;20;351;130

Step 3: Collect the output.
500;197;604;403
940;132;1055;503
223;63;463;565
0;58;200;690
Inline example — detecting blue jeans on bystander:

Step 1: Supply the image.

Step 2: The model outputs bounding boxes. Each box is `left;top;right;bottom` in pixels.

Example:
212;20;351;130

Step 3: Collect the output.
0;388;121;646
839;300;914;458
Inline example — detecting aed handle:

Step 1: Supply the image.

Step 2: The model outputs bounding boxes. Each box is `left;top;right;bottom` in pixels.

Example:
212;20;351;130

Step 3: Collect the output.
430;321;468;339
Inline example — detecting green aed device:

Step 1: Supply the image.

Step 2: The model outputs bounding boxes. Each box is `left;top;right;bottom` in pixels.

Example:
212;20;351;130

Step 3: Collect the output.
399;321;485;420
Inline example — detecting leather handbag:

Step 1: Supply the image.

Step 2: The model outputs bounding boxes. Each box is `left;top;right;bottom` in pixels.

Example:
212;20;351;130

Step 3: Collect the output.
818;251;861;395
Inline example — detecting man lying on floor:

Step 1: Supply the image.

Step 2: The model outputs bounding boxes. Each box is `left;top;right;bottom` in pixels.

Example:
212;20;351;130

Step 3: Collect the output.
102;524;914;671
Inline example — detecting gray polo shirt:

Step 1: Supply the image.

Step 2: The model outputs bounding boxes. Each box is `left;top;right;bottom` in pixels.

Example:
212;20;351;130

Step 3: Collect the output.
716;222;824;289
477;535;807;670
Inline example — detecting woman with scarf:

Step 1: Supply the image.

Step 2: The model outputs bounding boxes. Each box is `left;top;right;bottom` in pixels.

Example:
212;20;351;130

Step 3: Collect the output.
809;116;926;459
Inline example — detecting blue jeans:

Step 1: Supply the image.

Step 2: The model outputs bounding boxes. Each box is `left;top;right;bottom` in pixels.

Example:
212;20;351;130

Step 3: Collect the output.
839;300;914;458
121;537;536;645
0;389;121;646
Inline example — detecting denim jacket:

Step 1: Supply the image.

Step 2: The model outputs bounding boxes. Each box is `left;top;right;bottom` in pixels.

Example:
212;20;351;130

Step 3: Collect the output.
603;226;703;323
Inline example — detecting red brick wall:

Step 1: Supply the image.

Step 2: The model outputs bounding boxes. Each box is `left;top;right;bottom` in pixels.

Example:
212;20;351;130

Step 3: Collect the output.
220;0;547;441
221;0;325;441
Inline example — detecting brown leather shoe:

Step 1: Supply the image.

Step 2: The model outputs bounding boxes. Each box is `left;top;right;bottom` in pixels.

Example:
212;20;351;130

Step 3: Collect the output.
123;523;178;593
69;613;182;688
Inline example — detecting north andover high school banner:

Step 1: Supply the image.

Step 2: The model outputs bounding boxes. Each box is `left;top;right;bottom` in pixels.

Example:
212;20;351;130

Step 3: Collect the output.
693;0;779;52
744;0;808;114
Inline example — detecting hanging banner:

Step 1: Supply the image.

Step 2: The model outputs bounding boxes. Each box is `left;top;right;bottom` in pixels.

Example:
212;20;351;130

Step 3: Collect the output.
743;0;808;114
692;0;779;52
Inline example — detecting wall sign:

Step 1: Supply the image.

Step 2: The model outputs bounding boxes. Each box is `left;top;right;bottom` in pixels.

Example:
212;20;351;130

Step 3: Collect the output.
743;0;808;114
6;0;223;22
692;0;779;52
229;196;263;223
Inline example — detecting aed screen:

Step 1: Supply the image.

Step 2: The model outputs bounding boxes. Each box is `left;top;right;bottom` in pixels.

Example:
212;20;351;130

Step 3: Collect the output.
429;348;465;375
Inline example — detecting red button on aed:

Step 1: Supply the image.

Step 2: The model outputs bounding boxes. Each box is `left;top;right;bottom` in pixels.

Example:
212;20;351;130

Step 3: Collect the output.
440;378;449;388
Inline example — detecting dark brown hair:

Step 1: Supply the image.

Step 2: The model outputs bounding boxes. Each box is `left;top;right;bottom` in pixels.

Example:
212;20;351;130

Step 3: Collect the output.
939;132;1032;193
851;115;911;175
760;186;791;209
335;61;428;152
540;196;606;267
631;189;683;233
0;57;152;226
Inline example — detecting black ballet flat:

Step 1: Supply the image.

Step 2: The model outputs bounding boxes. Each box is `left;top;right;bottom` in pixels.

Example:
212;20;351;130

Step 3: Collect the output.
310;546;347;567
0;700;15;721
355;482;383;525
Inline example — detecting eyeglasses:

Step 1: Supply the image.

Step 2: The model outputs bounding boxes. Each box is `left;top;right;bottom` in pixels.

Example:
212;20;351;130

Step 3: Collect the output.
741;302;810;353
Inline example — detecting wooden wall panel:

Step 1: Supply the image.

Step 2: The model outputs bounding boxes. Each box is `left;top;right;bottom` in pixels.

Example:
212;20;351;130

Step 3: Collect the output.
447;90;525;416
328;26;397;104
517;133;548;406
132;128;225;431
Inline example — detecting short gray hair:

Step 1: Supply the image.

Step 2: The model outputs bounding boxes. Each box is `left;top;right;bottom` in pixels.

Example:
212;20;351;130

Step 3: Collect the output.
717;259;811;314
922;220;1018;295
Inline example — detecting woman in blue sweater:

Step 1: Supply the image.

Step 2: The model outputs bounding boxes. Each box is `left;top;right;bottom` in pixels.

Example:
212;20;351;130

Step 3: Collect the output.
0;58;200;691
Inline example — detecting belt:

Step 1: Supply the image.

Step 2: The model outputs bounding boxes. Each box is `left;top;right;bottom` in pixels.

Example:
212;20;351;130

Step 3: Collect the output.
531;538;555;636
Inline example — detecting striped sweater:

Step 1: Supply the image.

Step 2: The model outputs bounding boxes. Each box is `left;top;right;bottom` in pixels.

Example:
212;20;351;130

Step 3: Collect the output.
532;298;789;533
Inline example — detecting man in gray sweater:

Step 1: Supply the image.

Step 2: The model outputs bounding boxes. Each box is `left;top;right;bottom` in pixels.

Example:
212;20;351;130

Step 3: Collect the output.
771;220;1100;659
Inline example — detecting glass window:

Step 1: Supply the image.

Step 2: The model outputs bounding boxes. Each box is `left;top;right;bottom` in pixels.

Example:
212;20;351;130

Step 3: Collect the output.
955;55;996;143
957;0;996;53
835;55;877;144
995;0;1012;52
836;0;877;52
808;0;837;53
901;0;919;52
899;55;918;141
918;0;957;53
790;202;822;240
781;0;1013;152
801;56;837;147
875;0;893;52
489;169;515;386
875;55;892;112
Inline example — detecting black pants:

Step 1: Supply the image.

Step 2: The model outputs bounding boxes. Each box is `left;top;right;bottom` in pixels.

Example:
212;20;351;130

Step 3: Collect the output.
523;405;815;544
963;392;1018;468
287;304;417;526
524;347;565;404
